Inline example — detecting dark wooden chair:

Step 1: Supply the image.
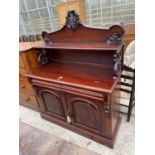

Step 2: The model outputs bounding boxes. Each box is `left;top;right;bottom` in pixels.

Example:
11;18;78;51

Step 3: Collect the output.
20;34;42;42
22;35;29;42
119;64;135;122
36;34;42;41
19;36;22;42
29;35;36;42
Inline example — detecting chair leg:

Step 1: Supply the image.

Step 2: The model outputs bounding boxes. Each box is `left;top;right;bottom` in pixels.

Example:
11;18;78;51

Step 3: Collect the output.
127;108;132;122
127;101;135;122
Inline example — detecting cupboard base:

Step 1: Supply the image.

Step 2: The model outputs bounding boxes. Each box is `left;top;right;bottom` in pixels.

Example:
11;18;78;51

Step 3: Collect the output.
41;113;121;148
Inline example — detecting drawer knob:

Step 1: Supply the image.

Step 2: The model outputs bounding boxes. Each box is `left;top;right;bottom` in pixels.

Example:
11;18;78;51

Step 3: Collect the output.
20;85;25;89
25;97;30;101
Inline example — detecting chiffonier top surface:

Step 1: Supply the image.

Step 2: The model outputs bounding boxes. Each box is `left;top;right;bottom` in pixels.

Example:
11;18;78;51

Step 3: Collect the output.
27;62;119;93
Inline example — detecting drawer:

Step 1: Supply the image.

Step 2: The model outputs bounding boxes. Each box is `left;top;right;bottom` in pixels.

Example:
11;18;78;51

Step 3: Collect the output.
19;68;26;76
19;92;38;108
19;71;25;80
19;78;26;91
19;54;25;68
25;80;34;94
19;78;34;94
31;78;104;101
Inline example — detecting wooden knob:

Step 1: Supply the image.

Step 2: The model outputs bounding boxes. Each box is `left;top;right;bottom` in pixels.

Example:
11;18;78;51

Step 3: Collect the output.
66;110;72;123
25;97;30;101
104;105;111;117
20;85;25;89
66;115;71;124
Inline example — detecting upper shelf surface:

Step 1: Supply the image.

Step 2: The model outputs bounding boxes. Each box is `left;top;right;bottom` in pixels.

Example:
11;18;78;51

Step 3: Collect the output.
19;41;43;52
33;42;122;51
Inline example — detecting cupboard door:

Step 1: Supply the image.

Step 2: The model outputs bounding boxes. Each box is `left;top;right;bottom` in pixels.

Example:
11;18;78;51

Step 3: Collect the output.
65;94;106;134
37;88;66;120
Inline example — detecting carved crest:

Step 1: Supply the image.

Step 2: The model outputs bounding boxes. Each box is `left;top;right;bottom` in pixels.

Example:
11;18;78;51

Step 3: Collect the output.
113;48;123;77
106;33;123;45
42;31;50;43
65;10;81;30
114;61;121;77
38;49;50;65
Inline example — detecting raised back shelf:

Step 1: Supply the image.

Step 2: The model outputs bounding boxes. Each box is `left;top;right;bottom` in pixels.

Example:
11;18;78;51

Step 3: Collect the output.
26;10;124;93
41;24;124;43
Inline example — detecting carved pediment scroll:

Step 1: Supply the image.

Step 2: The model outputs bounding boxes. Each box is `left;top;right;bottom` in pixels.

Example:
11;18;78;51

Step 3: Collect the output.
65;10;81;31
106;32;123;45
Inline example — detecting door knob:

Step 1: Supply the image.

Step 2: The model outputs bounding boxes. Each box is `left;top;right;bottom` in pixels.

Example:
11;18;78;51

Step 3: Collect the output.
66;115;71;124
66;110;72;123
104;104;111;117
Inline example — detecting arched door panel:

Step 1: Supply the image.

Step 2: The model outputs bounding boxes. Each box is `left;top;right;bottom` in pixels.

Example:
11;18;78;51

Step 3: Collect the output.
37;88;66;120
65;94;105;133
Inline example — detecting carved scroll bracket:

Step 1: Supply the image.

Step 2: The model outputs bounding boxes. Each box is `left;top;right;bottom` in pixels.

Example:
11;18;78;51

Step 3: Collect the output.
106;33;123;45
38;49;50;65
42;31;51;43
65;10;81;31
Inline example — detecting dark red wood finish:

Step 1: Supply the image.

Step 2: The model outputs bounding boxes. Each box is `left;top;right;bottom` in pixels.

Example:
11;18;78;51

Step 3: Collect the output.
25;11;124;148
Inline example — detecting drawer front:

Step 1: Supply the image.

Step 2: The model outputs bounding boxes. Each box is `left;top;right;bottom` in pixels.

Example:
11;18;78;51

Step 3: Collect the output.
19;92;38;108
19;78;26;91
19;54;25;68
31;78;104;101
19;78;34;94
25;81;34;94
19;68;26;76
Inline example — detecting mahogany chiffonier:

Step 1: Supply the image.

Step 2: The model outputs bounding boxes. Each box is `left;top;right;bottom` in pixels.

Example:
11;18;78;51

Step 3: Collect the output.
25;10;124;148
19;42;41;111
